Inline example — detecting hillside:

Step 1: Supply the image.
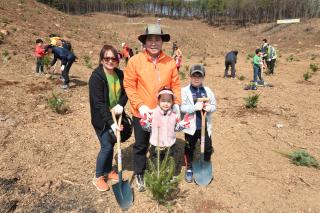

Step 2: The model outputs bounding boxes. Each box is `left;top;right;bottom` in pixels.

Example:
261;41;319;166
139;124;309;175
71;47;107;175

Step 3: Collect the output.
1;0;320;212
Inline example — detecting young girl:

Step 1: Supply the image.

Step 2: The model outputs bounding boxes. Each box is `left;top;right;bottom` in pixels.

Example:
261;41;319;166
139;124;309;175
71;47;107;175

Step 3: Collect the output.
140;87;190;161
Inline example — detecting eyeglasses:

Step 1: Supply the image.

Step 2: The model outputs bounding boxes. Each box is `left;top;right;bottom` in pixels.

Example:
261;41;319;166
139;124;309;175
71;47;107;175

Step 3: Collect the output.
103;57;118;63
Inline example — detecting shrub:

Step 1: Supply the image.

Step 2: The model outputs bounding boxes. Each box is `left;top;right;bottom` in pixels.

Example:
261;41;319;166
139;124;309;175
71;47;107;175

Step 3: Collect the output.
47;92;69;114
286;55;295;62
43;55;51;69
239;75;245;81
303;72;312;81
83;55;93;69
309;63;318;72
244;93;260;108
145;149;180;205
277;150;319;168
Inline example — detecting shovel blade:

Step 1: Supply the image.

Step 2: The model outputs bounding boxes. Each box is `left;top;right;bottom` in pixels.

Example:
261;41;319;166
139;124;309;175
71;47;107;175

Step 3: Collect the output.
112;180;133;210
192;160;213;186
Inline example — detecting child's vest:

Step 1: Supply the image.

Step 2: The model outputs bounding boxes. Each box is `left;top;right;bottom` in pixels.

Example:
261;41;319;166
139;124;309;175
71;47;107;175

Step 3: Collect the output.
149;106;177;148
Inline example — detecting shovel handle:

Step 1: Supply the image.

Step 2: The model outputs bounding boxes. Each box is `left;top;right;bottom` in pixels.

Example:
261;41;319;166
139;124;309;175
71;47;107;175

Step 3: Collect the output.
112;111;123;172
197;97;210;102
200;110;207;156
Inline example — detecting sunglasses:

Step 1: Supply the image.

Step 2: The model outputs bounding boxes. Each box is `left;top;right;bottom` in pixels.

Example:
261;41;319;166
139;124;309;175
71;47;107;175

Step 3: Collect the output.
103;57;118;62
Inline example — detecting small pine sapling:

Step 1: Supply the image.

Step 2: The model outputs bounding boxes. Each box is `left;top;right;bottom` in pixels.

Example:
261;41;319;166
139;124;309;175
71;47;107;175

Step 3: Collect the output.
244;93;260;108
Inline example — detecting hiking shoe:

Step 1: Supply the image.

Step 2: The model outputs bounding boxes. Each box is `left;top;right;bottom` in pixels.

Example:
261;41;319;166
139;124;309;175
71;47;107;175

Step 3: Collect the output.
185;169;193;183
92;176;109;192
135;174;145;192
107;171;119;183
61;84;69;90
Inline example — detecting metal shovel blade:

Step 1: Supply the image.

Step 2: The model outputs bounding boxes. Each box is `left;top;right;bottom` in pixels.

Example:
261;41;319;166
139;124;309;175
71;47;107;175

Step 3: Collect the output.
112;173;133;210
192;159;213;186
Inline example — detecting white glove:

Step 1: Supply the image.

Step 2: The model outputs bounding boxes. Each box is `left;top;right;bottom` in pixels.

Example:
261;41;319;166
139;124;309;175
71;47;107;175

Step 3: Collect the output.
60;65;65;71
194;101;203;111
111;123;120;135
112;104;123;115
172;104;180;118
267;58;271;62
138;105;152;119
203;104;212;112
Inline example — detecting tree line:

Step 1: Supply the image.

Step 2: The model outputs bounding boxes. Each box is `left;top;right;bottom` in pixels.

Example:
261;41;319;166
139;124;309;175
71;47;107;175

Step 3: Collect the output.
37;0;320;26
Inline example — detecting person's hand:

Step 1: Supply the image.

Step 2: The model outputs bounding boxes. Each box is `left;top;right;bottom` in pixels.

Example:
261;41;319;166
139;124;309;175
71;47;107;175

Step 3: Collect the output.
267;58;271;62
138;105;152;119
194;101;204;111
60;65;65;72
203;103;212;112
111;123;121;135
112;104;123;115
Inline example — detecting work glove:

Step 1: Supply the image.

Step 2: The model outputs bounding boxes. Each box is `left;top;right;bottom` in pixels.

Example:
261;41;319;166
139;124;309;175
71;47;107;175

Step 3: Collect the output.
140;113;152;132
138;105;152;119
203;103;212;112
194;101;204;111
60;65;65;72
175;114;192;131
111;123;121;135
112;104;123;115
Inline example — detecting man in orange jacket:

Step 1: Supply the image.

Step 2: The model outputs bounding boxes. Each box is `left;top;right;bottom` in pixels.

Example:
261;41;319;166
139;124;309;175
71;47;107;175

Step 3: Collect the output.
124;24;181;192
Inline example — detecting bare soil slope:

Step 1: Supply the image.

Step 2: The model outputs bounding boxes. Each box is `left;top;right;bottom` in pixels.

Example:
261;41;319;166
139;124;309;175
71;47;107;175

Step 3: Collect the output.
1;0;320;212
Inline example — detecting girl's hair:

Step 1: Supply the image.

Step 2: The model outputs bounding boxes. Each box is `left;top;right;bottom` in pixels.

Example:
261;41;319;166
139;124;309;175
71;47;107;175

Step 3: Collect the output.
157;87;174;101
99;44;119;64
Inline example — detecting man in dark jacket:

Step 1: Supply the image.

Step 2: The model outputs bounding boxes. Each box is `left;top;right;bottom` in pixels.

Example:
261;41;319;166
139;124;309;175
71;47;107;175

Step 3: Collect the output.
224;50;238;79
46;45;76;89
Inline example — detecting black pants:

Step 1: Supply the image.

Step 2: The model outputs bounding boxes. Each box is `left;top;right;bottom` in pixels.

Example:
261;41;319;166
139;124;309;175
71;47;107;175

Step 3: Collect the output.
61;55;76;85
132;116;150;175
224;60;236;78
149;144;175;165
184;129;213;170
268;59;276;74
36;57;44;73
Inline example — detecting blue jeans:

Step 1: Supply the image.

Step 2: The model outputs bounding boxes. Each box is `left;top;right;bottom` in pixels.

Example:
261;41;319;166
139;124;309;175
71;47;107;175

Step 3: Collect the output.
253;66;262;83
95;129;114;178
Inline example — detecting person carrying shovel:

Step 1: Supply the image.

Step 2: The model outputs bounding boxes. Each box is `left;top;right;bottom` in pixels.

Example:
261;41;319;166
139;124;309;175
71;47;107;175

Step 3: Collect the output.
180;64;216;184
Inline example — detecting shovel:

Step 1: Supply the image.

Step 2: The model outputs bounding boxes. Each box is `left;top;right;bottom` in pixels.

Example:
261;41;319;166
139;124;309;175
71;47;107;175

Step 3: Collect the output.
111;111;133;210
192;98;213;186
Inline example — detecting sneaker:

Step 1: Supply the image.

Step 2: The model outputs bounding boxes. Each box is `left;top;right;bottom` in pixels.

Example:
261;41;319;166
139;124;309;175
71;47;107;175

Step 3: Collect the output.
185;169;193;183
107;171;119;183
231;77;236;80
92;176;109;192
135;174;145;192
59;76;65;83
61;84;69;90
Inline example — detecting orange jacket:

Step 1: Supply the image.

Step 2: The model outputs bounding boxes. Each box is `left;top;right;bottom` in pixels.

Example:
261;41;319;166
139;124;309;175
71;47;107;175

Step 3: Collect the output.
124;50;181;118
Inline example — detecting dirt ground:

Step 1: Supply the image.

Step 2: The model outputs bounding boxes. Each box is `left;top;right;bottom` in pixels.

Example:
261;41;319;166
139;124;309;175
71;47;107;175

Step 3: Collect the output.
1;0;320;212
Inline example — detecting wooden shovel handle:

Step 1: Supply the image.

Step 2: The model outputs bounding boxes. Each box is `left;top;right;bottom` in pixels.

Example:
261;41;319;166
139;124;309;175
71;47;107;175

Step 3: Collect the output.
111;111;123;172
197;97;210;102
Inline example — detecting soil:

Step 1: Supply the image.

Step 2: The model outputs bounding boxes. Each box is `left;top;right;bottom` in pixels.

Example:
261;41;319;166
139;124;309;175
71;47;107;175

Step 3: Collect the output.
1;0;320;212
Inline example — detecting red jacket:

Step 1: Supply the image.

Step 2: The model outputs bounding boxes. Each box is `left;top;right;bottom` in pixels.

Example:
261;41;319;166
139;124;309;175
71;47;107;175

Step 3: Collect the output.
34;45;45;58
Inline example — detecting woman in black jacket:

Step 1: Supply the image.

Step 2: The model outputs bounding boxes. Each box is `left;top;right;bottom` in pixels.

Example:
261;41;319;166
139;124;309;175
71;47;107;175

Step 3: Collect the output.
89;45;128;191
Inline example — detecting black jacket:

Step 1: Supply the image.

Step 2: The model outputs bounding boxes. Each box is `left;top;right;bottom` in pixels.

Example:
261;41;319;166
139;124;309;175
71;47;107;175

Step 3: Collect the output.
89;65;128;132
50;46;75;66
225;51;237;63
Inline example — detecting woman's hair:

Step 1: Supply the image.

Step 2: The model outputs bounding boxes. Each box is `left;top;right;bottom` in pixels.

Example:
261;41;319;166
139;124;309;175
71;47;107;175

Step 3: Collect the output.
99;44;119;64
